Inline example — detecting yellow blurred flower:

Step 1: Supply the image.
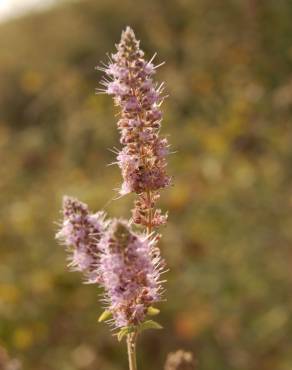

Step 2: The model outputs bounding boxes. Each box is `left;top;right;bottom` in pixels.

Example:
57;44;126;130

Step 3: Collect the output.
20;71;43;94
13;328;33;350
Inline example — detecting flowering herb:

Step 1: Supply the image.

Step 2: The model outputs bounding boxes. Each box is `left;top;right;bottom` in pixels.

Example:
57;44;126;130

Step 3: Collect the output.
56;27;171;370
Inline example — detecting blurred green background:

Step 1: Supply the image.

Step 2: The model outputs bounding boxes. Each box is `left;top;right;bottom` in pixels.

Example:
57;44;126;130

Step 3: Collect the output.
1;0;292;369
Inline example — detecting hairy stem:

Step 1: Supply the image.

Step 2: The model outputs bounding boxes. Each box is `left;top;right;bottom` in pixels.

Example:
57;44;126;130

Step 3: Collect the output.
127;332;137;370
146;189;152;235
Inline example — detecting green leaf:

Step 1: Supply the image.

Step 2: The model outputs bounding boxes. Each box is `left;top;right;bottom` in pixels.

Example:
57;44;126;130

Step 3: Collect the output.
117;327;128;342
98;310;112;322
139;320;163;333
147;306;160;316
116;326;131;342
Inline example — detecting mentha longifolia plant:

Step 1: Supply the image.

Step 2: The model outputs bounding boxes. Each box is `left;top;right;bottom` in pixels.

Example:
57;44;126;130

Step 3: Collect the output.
56;27;195;370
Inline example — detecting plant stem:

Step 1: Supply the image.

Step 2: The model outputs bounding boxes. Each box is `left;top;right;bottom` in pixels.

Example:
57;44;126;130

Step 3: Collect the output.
146;189;152;235
127;332;137;370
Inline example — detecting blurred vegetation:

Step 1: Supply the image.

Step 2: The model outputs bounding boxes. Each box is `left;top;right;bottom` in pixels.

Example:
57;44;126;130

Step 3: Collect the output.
1;0;292;369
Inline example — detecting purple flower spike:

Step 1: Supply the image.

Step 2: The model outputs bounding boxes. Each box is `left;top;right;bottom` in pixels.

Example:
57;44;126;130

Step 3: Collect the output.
97;26;170;229
98;219;165;328
56;196;107;284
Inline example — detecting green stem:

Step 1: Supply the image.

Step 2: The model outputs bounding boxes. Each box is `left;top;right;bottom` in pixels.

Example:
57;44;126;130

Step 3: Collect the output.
127;332;137;370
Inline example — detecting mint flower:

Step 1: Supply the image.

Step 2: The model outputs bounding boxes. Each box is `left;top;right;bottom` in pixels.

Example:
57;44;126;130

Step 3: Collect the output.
98;26;170;229
98;219;165;328
56;27;173;370
164;350;196;370
56;196;107;284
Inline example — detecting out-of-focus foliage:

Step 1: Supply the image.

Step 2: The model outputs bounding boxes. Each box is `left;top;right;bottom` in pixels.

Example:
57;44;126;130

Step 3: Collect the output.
1;0;292;369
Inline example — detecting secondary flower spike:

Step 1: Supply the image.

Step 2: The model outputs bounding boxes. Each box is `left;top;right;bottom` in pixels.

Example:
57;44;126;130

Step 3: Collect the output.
56;196;106;284
164;350;196;370
98;219;165;328
97;26;170;229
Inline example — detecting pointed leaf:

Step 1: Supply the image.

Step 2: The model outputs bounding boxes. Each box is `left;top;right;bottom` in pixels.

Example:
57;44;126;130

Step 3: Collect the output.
147;306;160;316
117;327;131;342
98;310;112;323
139;320;163;333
